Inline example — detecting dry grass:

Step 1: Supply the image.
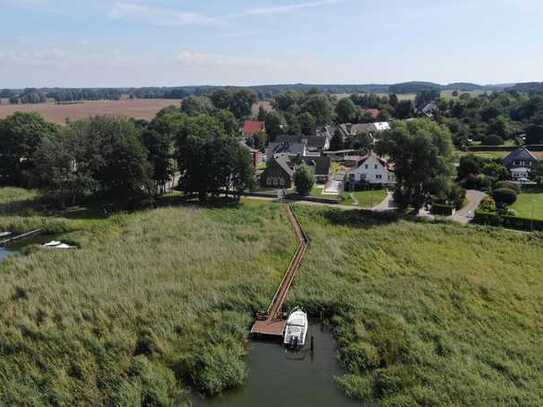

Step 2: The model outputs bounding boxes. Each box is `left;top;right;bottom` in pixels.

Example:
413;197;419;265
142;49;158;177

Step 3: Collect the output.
0;99;181;125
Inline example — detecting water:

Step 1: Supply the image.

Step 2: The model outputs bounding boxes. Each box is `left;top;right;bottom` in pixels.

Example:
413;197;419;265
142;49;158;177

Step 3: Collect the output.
194;322;360;407
0;246;14;262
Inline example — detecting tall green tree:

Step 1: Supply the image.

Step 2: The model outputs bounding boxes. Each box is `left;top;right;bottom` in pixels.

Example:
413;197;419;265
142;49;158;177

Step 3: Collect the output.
176;114;254;200
335;98;359;123
294;164;315;196
299;112;317;136
75;116;153;207
264;112;286;141
0;112;58;186
377;119;454;212
301;94;334;125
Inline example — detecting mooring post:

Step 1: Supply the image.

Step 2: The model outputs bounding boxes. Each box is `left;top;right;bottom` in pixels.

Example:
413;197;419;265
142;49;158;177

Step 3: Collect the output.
310;336;315;353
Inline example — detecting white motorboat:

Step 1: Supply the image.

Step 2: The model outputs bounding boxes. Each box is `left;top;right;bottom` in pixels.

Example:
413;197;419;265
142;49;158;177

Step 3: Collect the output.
0;232;11;238
43;241;61;247
283;308;308;348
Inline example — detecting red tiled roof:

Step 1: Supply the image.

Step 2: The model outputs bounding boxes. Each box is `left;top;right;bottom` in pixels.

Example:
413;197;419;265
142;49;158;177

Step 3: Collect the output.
243;120;265;136
361;108;380;119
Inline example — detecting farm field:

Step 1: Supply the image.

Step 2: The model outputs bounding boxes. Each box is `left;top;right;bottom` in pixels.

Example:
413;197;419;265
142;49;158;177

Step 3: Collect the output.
1;190;543;405
290;205;543;405
0;99;181;124
512;191;543;220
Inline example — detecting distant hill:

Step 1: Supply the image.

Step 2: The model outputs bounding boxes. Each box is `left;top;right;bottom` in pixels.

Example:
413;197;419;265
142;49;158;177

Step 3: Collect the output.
506;82;543;93
388;81;442;94
442;83;484;91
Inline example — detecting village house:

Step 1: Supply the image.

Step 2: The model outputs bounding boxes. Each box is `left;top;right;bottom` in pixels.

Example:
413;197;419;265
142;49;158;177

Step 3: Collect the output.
360;108;380;120
242;120;266;138
503;147;540;182
260;155;294;188
266;140;307;160
337;122;391;144
345;151;395;188
293;156;332;184
240;142;264;169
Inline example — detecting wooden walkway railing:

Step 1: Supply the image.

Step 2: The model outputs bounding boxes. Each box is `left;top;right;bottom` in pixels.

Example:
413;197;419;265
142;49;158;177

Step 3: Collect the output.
251;205;309;337
0;229;43;246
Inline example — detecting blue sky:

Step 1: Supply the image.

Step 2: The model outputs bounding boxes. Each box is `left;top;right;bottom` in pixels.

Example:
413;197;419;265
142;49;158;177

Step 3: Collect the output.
1;0;542;88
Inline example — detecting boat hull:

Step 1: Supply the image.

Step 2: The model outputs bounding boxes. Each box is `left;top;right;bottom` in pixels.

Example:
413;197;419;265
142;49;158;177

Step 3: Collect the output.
283;309;308;347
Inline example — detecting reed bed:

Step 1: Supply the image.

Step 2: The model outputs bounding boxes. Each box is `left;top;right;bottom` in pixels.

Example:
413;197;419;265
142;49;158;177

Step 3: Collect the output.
290;205;543;406
0;198;296;405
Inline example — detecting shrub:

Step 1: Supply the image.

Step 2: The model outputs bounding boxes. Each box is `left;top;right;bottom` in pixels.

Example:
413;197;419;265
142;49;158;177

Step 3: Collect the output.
492;188;518;207
430;204;455;216
294;164;315;196
479;196;496;212
482;134;504;146
495;181;521;194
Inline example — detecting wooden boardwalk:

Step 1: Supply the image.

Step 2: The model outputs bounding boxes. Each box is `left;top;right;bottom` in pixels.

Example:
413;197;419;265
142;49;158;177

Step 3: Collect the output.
251;205;309;338
0;229;42;246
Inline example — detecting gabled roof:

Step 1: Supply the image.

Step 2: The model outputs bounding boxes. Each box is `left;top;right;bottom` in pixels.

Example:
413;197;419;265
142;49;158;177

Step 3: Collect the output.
274;154;295;177
304;136;327;150
361;108;380;119
268;141;306;156
503;147;539;167
275;135;303;144
355;151;393;171
243;120;265;136
300;156;331;176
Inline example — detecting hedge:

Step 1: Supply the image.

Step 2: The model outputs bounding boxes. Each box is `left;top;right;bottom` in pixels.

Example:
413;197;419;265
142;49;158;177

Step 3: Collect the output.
431;204;455;216
473;210;543;232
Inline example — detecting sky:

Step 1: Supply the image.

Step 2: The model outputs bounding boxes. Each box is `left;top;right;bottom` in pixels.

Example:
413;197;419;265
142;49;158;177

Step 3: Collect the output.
1;0;542;88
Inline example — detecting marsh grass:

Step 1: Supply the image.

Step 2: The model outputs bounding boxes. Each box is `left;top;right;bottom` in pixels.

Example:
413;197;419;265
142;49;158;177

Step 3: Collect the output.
0;196;296;405
290;205;543;405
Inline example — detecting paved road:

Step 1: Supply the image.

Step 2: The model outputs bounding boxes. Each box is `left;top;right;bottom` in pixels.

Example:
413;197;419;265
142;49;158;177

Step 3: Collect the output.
450;190;487;225
372;192;395;212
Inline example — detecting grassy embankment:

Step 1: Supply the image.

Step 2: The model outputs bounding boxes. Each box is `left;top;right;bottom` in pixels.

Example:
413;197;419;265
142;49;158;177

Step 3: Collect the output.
289;206;543;405
0;189;296;405
512;192;543;220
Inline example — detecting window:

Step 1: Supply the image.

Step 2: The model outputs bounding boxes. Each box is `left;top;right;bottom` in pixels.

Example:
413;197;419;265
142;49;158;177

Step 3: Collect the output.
374;165;378;169
267;178;273;186
365;164;369;169
376;174;382;179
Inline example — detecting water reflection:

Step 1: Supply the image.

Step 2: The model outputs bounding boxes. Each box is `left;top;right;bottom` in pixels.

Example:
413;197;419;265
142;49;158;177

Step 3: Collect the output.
194;322;360;407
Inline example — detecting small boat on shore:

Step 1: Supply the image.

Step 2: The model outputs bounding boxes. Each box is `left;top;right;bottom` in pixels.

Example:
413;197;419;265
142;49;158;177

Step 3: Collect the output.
283;308;308;348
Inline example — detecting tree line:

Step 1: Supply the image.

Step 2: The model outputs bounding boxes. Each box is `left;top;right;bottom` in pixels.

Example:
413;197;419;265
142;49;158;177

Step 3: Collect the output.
0;102;254;208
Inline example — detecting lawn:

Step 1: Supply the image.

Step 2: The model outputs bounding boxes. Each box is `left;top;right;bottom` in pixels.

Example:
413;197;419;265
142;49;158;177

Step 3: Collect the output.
290;206;543;405
512;192;543;220
0;190;297;405
343;189;387;208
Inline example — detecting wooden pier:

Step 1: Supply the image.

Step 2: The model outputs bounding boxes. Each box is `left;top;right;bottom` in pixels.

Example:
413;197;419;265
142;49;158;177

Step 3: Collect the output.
0;229;43;246
251;205;309;338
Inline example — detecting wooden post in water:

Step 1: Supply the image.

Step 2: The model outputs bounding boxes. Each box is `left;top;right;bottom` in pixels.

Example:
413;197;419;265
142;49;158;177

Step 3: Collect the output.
310;336;315;353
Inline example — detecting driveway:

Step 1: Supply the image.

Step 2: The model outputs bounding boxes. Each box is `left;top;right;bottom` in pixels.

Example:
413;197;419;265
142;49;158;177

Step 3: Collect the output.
450;190;487;225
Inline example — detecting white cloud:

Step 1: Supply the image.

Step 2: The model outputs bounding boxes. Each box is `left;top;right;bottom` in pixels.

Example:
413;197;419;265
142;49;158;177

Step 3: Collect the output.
233;0;346;17
108;2;218;27
107;0;348;27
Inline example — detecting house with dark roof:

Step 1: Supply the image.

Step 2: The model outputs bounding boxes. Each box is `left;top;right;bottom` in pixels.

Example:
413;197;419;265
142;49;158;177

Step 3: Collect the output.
292;156;332;183
337;122;391;144
345;151;395;187
503;147;540;181
265;140;307;159
260;155;294;188
242;120;265;137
